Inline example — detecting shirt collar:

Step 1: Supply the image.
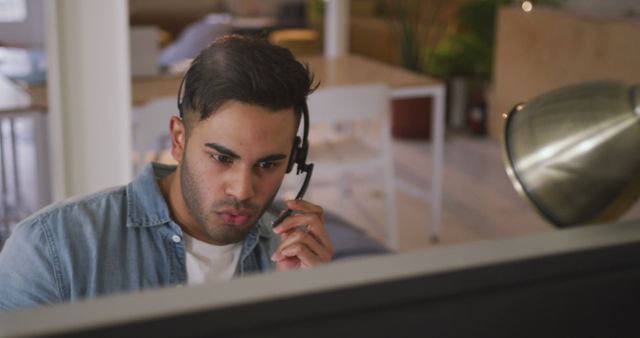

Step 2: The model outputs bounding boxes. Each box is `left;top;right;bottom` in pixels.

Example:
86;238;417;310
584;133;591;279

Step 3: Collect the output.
125;163;175;228
240;212;278;262
125;163;278;242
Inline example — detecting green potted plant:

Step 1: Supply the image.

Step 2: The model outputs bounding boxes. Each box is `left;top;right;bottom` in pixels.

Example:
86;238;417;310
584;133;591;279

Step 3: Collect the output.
425;0;505;134
426;0;564;134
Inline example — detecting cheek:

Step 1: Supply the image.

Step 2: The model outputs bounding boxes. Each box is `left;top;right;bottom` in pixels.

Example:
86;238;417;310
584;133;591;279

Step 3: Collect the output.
257;171;287;196
186;156;224;194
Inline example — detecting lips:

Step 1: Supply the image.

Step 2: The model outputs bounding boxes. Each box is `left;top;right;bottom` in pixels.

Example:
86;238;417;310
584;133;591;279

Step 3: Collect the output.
218;209;252;226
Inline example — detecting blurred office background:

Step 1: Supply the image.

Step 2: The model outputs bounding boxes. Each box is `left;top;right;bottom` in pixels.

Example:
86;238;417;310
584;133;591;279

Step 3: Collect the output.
1;0;639;252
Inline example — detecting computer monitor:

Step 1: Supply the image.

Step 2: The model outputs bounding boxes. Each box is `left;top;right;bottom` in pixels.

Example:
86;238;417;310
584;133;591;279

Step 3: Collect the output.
1;220;639;338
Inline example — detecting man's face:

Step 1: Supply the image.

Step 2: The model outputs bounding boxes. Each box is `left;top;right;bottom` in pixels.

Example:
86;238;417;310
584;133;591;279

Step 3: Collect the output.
173;100;297;245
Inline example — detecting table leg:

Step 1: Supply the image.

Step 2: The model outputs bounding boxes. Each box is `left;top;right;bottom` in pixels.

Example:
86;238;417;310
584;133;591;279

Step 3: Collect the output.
430;86;446;242
0;119;7;243
9;119;22;220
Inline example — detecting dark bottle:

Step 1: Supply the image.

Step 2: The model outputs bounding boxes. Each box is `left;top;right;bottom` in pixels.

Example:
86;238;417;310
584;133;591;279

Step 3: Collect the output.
467;81;487;135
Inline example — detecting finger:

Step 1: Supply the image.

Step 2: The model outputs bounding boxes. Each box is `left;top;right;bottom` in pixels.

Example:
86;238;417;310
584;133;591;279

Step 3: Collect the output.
275;257;300;271
276;242;324;268
273;212;318;234
273;213;330;248
271;200;315;228
284;199;324;217
272;201;333;258
274;229;331;261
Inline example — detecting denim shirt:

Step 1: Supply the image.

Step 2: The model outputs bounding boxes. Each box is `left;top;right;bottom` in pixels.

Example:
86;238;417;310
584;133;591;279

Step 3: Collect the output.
0;163;279;313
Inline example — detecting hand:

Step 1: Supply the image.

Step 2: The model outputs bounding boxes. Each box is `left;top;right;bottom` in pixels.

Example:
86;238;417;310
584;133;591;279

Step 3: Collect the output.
271;200;333;271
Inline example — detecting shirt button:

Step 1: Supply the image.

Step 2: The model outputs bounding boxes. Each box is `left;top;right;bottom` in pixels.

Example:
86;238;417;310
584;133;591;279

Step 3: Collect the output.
171;235;182;243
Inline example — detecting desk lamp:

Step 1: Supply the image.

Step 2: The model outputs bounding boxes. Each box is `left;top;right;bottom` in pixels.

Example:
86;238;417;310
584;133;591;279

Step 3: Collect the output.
502;80;640;227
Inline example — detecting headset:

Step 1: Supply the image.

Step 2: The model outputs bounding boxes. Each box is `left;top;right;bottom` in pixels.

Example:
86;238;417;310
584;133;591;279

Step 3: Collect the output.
176;71;314;227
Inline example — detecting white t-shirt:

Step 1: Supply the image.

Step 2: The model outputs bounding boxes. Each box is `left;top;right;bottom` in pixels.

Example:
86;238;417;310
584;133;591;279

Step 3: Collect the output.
184;233;243;285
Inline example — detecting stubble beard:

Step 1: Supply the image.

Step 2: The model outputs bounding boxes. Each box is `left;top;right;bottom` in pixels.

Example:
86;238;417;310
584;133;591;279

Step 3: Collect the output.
180;155;257;245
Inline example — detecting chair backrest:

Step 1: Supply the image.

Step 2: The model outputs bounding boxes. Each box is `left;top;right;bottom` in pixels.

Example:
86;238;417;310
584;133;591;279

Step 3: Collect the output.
304;82;393;172
132;96;178;171
307;83;390;124
303;83;397;246
306;83;392;150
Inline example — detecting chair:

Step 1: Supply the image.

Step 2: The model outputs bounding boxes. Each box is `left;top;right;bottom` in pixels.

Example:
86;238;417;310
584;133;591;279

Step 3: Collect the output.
305;83;398;249
157;13;231;69
131;96;179;173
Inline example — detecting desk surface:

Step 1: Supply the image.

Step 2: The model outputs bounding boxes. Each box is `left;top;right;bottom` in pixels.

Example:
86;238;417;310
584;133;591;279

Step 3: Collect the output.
23;54;442;110
301;54;442;89
26;74;183;109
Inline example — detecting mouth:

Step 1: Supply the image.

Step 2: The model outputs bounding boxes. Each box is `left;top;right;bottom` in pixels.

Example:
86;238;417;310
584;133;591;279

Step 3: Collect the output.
218;209;253;226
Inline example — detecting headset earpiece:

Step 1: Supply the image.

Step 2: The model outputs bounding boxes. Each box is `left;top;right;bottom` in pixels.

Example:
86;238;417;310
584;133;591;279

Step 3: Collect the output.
286;136;302;173
286;103;311;175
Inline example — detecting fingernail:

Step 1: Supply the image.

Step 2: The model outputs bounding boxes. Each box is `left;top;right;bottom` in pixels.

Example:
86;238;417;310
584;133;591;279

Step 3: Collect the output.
273;225;281;233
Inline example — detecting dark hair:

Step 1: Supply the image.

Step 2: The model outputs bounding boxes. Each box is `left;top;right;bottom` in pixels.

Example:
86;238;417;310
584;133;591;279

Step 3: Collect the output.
178;34;317;125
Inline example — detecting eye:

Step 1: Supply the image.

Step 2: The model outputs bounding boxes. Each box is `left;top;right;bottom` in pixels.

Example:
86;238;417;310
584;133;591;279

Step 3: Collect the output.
210;153;233;164
257;161;277;170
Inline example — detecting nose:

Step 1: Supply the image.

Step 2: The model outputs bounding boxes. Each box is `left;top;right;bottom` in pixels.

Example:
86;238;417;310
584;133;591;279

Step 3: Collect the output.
224;165;256;201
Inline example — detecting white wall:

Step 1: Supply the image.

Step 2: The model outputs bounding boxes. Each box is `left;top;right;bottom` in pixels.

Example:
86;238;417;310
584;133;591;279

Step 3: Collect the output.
45;0;133;199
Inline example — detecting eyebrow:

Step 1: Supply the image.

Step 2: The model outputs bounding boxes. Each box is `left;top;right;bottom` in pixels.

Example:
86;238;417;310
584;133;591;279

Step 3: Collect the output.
205;143;288;163
206;143;240;159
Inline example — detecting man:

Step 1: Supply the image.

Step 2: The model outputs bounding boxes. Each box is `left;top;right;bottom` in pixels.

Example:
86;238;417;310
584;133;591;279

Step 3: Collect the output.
0;35;333;312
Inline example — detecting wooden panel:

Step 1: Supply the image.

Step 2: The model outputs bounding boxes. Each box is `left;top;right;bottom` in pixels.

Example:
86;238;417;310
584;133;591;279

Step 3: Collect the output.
350;17;400;66
490;6;640;139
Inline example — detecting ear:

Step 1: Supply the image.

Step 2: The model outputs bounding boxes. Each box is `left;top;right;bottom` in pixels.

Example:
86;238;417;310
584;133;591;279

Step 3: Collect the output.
169;116;186;163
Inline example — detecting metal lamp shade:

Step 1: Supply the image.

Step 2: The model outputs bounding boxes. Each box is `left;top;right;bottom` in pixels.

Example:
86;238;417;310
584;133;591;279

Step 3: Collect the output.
502;81;640;227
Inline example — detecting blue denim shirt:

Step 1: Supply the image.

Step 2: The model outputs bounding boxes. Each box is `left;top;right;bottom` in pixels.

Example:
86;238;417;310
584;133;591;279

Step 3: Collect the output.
0;163;278;312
